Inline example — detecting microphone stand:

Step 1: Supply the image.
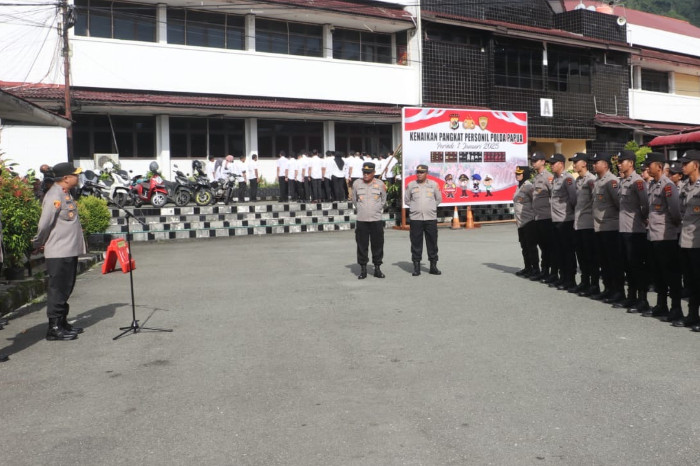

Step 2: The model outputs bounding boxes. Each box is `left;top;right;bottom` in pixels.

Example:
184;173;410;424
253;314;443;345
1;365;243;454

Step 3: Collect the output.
109;202;172;340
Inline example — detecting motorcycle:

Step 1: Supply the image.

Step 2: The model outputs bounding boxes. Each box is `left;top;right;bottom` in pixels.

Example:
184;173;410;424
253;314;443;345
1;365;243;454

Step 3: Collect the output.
163;165;193;207
210;172;241;205
79;170;110;199
191;164;213;206
126;171;169;208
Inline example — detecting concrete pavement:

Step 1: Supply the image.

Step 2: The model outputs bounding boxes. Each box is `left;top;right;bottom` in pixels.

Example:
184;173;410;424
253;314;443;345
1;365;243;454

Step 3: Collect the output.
1;224;699;465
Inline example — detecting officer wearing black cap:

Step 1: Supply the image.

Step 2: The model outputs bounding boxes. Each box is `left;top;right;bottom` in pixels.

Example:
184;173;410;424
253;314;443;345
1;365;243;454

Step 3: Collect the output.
32;162;86;341
352;162;387;279
529;151;555;282
668;161;685;188
513;165;539;277
570;152;600;296
548;153;577;290
643;151;682;320
677;149;700;330
405;164;443;276
590;152;624;303
615;150;650;312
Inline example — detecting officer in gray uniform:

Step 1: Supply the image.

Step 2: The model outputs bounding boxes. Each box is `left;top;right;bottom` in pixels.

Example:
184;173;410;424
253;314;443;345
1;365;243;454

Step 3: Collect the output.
405;164;443;276
615;150;650;312
677;150;700;330
529;151;555;282
590;152;624;304
548;153;577;290
352;162;387;279
513;166;539;277
32;162;86;341
643;152;682;320
570;152;599;296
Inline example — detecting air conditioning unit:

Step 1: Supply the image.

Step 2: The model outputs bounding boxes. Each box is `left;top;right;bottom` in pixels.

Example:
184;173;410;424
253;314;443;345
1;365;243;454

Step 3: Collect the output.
94;153;119;170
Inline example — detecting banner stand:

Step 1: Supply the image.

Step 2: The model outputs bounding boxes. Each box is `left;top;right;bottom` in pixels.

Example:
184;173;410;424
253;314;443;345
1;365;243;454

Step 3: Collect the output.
393;208;410;231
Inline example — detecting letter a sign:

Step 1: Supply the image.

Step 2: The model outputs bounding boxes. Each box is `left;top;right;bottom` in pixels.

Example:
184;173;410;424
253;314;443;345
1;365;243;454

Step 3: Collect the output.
540;98;553;117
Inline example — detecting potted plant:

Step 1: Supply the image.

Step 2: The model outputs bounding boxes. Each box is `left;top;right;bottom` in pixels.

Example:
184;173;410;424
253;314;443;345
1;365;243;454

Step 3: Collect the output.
0;157;41;279
77;195;112;251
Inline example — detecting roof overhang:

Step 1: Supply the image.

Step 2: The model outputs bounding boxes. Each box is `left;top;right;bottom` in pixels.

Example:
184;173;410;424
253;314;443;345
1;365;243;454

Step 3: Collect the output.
594;114;698;136
0;89;71;128
649;129;700;147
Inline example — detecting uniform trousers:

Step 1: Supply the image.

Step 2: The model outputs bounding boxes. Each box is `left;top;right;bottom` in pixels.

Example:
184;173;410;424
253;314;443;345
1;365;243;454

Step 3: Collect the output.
409;219;439;263
553;220;576;283
287;179;296;201
46;257;78;319
237;181;246;202
311;178;323;201
332;176;345;202
651;240;682;308
323;178;332;201
574;228;598;286
517;221;539;271
355;221;384;266
534;218;554;274
595;230;624;293
278;176;288;201
304;178;311;201
680;248;700;318
249;178;258;201
620;232;648;300
296;180;306;201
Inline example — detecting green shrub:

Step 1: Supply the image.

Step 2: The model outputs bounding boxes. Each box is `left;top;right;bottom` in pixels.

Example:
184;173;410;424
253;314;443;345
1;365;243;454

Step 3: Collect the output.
77;196;112;236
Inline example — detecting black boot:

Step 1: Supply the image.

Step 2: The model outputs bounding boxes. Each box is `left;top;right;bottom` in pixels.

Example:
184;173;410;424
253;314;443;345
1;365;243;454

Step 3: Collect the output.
429;261;441;275
61;315;84;334
0;317;8;326
412;261;421;276
358;265;367;280
373;265;385;278
46;318;78;341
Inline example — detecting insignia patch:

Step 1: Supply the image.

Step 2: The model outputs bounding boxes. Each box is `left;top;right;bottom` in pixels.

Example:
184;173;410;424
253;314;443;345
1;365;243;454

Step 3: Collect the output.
588;181;595;190
547;177;553;183
598;195;604;200
654;204;661;211
566;178;573;185
664;185;672;197
53;200;61;209
68;212;74;218
517;197;523;202
636;180;644;191
611;181;618;189
65;195;71;201
694;206;700;213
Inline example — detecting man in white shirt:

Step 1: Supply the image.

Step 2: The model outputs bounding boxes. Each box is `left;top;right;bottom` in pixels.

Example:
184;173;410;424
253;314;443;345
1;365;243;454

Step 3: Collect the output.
206;155;217;181
232;154;247;202
247;152;260;201
300;151;311;202
308;149;324;202
276;150;289;202
287;153;298;201
382;151;398;184
296;152;306;202
323;150;335;201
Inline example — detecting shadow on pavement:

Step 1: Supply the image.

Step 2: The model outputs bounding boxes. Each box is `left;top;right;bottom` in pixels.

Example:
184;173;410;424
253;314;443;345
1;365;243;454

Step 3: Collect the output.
483;262;520;274
392;261;418;274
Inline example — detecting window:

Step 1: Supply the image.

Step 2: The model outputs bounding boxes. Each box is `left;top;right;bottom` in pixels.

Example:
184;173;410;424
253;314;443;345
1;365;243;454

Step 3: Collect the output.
256;19;322;57
493;40;543;90
547;48;591;93
169;118;244;158
641;69;669;93
73;114;155;159
333;28;392;64
257;120;323;158
74;0;156;42
167;8;244;49
334;123;392;156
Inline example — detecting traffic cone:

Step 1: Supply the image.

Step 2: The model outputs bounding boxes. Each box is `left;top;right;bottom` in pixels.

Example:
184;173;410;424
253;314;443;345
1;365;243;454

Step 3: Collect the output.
450;206;462;229
465;205;475;229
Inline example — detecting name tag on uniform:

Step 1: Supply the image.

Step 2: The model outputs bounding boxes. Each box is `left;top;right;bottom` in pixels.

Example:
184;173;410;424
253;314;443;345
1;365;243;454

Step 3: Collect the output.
598;195;604;200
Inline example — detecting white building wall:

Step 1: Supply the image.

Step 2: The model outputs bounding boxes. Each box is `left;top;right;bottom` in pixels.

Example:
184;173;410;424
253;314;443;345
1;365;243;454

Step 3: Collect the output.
0;126;68;175
627;24;700;59
628;89;700;125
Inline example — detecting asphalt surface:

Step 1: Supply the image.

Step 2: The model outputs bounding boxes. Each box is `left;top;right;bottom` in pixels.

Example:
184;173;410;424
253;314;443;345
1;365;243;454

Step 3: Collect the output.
1;224;699;466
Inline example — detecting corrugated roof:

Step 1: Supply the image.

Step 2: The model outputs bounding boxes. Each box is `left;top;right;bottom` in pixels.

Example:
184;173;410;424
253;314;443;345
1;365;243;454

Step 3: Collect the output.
649;129;700;146
260;0;413;22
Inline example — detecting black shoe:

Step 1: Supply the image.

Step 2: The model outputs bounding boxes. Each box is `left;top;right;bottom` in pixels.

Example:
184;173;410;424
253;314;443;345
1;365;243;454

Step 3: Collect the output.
642;305;669;318
522;268;536;278
515;268;528;277
412;261;421;277
548;278;563;288
627;300;650;314
61;316;83;334
569;283;586;294
46;319;78;341
603;291;626;304
579;285;600;297
613;297;636;309
0;317;8;326
429;262;441;275
541;274;558;285
529;271;545;281
692;324;700;332
358;265;367;280
557;281;575;291
672;315;699;328
663;307;685;323
590;289;611;301
373;265;385;279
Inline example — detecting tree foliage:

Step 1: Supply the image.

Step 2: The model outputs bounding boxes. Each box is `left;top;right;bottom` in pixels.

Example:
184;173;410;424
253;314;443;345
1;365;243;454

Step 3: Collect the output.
625;0;700;27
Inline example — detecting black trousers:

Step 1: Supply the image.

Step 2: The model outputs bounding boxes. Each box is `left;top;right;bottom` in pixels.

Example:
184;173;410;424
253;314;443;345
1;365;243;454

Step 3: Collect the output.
595;230;623;293
680;248;700;317
304;178;311;201
356;221;384;266
296;180;306;201
409;219;439;263
534;218;554;273
553;220;576;282
620;232;648;300
332;176;346;202
278;176;288;201
323;178;332;201
46;257;78;320
311;178;323;201
517;222;539;271
574;228;599;286
249;178;258;201
237;181;246;202
651;240;682;308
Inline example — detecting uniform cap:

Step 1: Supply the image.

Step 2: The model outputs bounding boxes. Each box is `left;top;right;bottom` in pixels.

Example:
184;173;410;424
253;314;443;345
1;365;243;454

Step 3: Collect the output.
548;153;565;163
458;173;469;181
590;152;612;163
52;162;82;178
415;164;429;173
530;151;546;161
569;152;588;163
668;161;683;174
362;162;376;173
617;150;637;162
680;149;700;163
644;152;665;164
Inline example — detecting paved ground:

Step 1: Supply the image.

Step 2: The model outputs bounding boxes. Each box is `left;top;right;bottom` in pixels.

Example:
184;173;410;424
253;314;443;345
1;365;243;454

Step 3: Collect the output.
1;224;699;466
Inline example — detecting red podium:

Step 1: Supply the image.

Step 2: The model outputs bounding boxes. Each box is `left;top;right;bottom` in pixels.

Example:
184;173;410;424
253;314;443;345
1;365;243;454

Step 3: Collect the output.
102;238;135;274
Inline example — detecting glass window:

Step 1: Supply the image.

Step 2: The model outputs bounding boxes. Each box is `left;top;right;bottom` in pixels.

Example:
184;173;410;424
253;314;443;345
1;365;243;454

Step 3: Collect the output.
641;69;669;93
256;19;322;57
166;8;244;50
334;123;392;155
257;120;323;158
333;28;392;64
74;0;156;42
547;48;591;93
169;117;244;158
72;114;155;158
494;40;543;90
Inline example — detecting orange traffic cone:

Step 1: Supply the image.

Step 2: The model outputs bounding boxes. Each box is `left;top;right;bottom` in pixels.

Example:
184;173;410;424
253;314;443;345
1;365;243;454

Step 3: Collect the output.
450;206;461;229
465;205;475;229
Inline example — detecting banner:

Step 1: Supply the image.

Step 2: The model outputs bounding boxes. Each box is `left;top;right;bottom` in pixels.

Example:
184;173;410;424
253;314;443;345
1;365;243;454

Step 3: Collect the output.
402;107;528;206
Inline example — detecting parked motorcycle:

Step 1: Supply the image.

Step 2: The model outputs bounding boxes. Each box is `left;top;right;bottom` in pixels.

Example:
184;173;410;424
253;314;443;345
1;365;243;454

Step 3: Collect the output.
79;170;109;199
164;165;193;207
191;160;213;206
124;162;169;208
210;172;241;205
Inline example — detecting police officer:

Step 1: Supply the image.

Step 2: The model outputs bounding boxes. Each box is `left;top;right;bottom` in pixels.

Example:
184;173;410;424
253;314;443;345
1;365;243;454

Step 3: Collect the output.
513;166;539;277
529;151;555;282
678;150;700;331
570;152;600;296
405;164;443;276
32;162;86;341
643;152;682;321
352;162;387;279
548;153;577;290
590;152;624;304
615;150;650;312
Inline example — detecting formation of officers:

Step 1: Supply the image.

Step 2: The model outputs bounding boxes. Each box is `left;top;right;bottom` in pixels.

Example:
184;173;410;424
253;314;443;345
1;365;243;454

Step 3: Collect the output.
513;149;700;332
